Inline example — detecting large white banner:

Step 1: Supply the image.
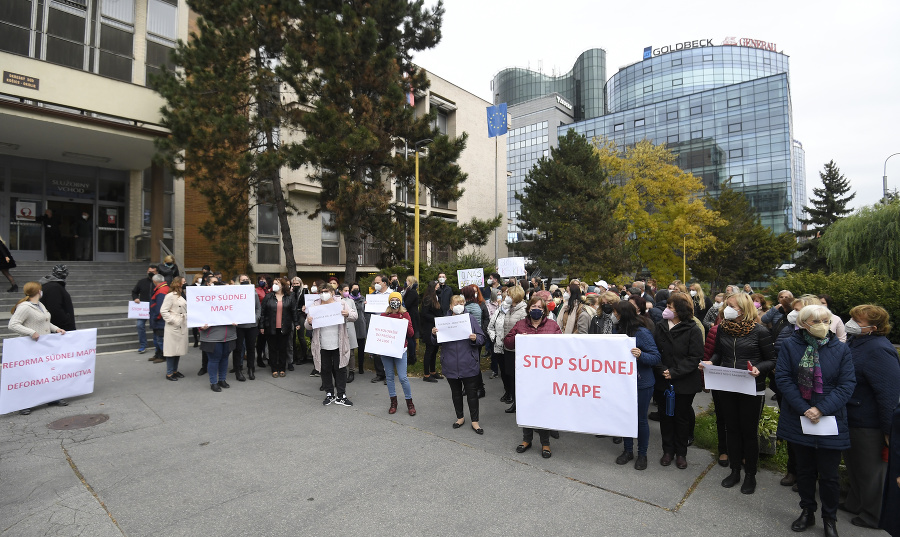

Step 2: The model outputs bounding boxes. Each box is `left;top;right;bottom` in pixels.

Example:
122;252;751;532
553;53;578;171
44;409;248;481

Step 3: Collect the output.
498;257;526;277
435;315;473;343
365;315;409;358
457;268;484;288
308;301;344;329
186;286;256;328
0;329;98;414
364;293;389;313
516;334;637;437
127;301;149;319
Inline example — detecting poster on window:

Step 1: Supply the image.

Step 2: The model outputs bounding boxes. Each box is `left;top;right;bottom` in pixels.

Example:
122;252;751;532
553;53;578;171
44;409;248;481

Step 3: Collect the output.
15;201;37;221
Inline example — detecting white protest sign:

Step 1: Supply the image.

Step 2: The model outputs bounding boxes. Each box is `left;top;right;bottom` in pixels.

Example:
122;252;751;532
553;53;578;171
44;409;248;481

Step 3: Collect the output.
800;415;839;436
498;257;526;277
0;329;98;414
308;301;344;329
364;293;389;313
127;301;149;319
457;268;484;288
435;315;473;343
186;286;256;328
365;315;409;358
516;334;637;437
702;364;758;396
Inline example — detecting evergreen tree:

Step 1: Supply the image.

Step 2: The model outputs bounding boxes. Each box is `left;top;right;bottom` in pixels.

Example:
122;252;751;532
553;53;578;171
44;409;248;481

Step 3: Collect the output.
796;160;856;271
514;131;629;277
692;180;796;291
280;0;499;282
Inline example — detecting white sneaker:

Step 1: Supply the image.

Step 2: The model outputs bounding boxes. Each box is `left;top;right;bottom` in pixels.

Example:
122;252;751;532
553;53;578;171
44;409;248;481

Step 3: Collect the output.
335;395;353;407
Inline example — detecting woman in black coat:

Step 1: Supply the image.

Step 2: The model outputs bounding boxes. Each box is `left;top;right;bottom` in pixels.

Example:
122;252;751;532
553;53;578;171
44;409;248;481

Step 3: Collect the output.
881;402;900;536
419;281;443;382
653;293;704;470
403;276;420;365
260;277;297;377
0;236;17;292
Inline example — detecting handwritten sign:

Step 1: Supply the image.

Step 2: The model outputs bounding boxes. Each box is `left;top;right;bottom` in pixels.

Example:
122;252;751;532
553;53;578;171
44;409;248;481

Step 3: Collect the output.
702;364;758;396
127;301;150;319
457;268;485;288
365;315;409;358
498;256;526;277
0;329;97;414
186;285;256;327
435;315;474;343
308;301;344;329
364;293;389;313
516;334;637;437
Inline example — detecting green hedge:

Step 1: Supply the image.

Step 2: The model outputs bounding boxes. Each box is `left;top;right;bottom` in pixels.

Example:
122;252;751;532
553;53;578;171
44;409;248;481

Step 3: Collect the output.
766;270;900;344
359;251;497;295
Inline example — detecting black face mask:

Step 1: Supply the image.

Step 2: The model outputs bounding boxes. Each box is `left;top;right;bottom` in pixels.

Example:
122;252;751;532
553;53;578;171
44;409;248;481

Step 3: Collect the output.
351;289;360;296
147;272;154;278
240;281;250;285
292;285;301;292
601;303;614;315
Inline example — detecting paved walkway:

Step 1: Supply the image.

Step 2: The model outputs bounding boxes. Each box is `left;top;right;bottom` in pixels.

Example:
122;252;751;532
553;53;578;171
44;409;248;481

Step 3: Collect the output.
1;346;885;536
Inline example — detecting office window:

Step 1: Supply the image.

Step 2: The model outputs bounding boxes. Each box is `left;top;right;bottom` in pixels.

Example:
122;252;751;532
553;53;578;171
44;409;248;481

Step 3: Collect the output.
145;40;174;88
667;111;678;120
703;54;713;61
729;148;743;158
643;67;652;74
727;97;741;107
613;123;624;132
728;122;742;133
147;0;177;40
433;109;448;135
690;106;702;115
321;212;340;265
673;78;683;86
667;134;679;144
691;130;702;140
671;59;682;66
644;85;652;93
634;119;645;127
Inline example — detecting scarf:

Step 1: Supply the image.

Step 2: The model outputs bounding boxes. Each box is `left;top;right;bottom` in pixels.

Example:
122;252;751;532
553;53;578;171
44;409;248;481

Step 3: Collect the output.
720;318;756;338
798;331;827;401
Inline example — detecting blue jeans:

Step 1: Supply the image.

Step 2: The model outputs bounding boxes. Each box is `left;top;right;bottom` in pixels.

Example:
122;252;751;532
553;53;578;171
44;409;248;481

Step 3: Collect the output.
624;386;655;456
382;351;412;399
136;319;148;349
207;343;230;384
166;356;180;376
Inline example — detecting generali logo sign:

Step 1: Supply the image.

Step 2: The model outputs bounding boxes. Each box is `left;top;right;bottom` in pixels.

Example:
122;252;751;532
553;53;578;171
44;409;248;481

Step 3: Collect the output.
722;37;777;52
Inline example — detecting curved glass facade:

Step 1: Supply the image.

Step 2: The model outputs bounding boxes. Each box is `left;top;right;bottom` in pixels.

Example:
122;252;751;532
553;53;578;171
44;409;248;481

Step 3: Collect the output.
607;46;789;113
493;48;606;121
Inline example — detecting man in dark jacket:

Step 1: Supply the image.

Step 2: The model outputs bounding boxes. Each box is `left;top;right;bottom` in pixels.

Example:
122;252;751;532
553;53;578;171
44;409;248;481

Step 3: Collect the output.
436;272;455;315
36;209;61;260
74;210;93;261
40;264;76;332
762;290;795;355
364;275;390;381
149;274;170;363
132;265;158;354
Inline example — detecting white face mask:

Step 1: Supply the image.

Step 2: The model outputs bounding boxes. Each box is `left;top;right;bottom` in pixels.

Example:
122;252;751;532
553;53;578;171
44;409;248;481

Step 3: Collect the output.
39;291;43;298
438;277;446;284
310;286;318;294
713;301;722;309
504;296;512;306
689;290;697;297
452;304;465;315
786;310;799;325
563;293;570;301
320;292;331;302
271;284;281;293
82;214;88;220
373;283;382;292
723;306;739;320
487;279;493;285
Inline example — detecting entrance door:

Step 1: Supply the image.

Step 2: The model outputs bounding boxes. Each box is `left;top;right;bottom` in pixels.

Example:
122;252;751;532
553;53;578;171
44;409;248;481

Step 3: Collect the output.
47;201;93;261
8;197;44;258
97;205;126;261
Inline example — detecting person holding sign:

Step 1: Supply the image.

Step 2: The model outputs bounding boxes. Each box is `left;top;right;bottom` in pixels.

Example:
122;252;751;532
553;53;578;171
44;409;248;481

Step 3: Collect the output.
500;285;528;412
775;305;855;536
160;277;188;381
7;281;68;414
380;292;416;416
305;281;356;406
260;278;298;378
700;292;776;495
431;295;486;433
503;295;561;458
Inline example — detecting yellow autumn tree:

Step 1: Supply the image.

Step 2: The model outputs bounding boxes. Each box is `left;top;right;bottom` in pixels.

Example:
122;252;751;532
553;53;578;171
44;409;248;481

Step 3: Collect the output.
609;139;720;281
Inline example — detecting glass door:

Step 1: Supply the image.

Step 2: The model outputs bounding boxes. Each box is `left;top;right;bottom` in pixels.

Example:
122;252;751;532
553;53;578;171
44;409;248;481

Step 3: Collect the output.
96;205;126;261
8;197;44;259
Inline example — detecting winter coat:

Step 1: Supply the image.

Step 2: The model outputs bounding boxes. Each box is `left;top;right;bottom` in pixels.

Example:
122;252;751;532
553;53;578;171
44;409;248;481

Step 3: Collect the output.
701;305;720;332
380;311;415;349
625;326;662;390
342;297;359;350
486;306;507;355
558;302;592;334
131;275;154;302
648;305;663;324
8;301;60;337
502;301;528;351
156;262;179;284
403;284;420;337
39;279;75;331
437;283;455;315
0;239;16;270
762;305;794;356
420;300;443;341
305;298;358;370
775;330;856;450
432;313;484;379
880;403;900;535
464;302;482;325
652;319;704;394
149;283;169;331
693;295;713;322
75;217;92;239
198;323;237;355
237;291;261;329
503;316;562;350
160;293;188;357
589;312;615;335
351;294;367;339
260;293;297;335
846;334;900;434
710;323;777;393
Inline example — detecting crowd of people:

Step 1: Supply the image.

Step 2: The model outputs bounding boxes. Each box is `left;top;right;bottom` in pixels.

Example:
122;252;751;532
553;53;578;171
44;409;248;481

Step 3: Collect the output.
7;262;900;536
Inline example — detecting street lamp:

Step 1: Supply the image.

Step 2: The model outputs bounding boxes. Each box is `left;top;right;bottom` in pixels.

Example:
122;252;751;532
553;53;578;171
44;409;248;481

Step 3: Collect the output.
884;152;900;201
683;233;693;283
414;138;433;282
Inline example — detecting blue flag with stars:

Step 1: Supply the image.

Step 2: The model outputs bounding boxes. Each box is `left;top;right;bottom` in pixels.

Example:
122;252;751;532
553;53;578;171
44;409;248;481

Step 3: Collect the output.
487;103;508;138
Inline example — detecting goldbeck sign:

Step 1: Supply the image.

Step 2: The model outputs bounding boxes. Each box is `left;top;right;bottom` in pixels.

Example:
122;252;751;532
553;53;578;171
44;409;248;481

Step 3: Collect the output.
643;37;778;60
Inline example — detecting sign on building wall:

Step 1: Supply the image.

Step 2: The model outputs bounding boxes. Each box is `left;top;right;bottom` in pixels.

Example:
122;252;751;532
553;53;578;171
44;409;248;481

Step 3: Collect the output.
3;71;39;90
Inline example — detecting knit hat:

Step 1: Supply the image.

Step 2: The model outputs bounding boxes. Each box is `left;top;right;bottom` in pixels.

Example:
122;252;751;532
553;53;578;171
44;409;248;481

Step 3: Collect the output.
51;264;69;280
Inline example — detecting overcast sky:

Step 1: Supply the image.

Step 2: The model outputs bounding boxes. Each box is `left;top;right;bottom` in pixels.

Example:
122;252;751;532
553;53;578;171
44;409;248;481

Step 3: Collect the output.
414;0;900;210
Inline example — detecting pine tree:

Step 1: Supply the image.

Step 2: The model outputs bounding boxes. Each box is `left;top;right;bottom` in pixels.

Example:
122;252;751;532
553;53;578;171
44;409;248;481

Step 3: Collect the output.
514;130;629;277
796;160;856;271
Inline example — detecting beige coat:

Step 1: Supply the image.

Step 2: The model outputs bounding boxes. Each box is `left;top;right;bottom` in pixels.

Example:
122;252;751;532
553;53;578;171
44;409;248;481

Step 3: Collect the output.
160;293;188;357
304;297;358;370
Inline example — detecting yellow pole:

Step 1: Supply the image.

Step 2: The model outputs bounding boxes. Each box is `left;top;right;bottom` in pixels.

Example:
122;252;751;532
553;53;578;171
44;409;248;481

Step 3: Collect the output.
414;149;420;282
683;234;687;283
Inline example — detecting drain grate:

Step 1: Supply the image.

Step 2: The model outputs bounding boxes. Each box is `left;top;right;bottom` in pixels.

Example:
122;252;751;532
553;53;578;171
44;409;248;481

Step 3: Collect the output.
48;414;109;430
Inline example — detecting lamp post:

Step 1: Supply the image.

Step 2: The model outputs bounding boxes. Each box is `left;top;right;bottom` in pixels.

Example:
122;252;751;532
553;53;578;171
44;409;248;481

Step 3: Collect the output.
884;152;900;201
414;138;433;282
683;233;693;283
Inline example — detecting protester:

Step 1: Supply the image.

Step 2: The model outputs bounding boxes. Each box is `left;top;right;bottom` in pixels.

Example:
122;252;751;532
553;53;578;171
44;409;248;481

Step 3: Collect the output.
0;235;17;292
420;280;443;383
39;264;75;332
462;285;488;398
131;265;158;354
74;210;93;260
751;293;768;315
500;285;527;412
650;289;669;325
160;277;188;381
486;289;508;389
818;294;848;343
881;401;900;535
689;283;711;320
255;276;270;369
148;274;169;364
231;274;261;381
703;299;729;467
260;277;296;378
199;314;237;392
775;305;855;536
364;274;391;382
653;293;704;469
436;272;455;315
559;282;592;335
403;275;420;366
349;282;367;375
305;281;357;407
842;305;900;529
612;301;661;470
504;295;562;458
336;283;359;382
701;292;724;331
8;282;68;414
589;291;620;334
156;255;180;284
701;292;776;494
483;272;501;308
380;292;416;415
190;274;204;347
761;290;795;356
431;295;485;434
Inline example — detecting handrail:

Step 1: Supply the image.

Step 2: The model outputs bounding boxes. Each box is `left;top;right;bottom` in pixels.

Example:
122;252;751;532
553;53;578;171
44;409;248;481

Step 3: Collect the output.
158;240;174;263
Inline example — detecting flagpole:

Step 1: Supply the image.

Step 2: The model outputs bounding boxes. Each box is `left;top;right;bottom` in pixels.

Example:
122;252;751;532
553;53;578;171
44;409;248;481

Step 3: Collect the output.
494;135;498;263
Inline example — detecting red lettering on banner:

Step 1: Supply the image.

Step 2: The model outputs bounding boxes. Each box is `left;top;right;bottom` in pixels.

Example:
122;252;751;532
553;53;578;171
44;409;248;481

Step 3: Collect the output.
211;305;233;312
552;382;602;398
7;377;50;390
593;385;602;399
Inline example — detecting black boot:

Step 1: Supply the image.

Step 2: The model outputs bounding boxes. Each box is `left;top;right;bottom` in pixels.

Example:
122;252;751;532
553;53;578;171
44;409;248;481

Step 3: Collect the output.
823;518;838;537
740;474;756;494
235;367;246;382
721;469;741;488
247;361;255;380
791;509;816;532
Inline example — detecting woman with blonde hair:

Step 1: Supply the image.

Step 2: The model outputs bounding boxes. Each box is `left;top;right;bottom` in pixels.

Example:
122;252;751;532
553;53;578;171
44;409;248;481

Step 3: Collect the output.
157;255;180;284
689;283;712;320
0;234;17;292
500;285;527;412
160;277;188;381
8;281;67;414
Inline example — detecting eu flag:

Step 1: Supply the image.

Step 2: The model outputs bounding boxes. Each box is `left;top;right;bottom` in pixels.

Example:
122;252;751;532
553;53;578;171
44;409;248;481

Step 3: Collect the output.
487;103;508;138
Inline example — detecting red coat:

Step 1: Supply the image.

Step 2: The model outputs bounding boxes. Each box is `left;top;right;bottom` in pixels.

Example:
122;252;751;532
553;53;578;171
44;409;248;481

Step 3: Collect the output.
503;316;561;350
382;311;414;347
255;287;267;302
703;324;719;362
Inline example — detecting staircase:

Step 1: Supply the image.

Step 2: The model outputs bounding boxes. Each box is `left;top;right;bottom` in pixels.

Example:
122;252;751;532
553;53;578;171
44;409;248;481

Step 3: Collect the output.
0;261;152;358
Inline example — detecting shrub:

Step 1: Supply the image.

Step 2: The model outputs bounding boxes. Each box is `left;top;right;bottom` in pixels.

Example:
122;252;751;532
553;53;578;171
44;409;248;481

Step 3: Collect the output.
359;251;496;295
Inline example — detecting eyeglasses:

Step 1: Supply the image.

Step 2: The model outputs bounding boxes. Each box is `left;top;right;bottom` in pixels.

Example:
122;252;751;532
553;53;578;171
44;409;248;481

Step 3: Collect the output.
806;319;829;325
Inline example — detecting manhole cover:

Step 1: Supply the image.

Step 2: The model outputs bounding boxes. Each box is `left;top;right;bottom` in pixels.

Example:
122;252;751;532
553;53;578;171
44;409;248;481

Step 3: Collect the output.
47;414;109;430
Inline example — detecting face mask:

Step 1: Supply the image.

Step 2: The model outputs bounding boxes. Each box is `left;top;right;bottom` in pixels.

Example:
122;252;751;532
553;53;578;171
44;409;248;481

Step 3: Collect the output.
147;272;154;278
753;302;761;309
689;290;697;297
452;304;465;315
390;299;402;309
601;303;613;315
351;289;360;296
563;293;570;301
39;291;43;298
504;296;512;306
310;286;318;294
241;281;250;285
318;292;330;302
82;215;88;220
662;308;675;320
258;280;266;287
806;322;829;339
786;310;799;325
723;306;739;320
713;301;722;309
373;283;382;292
529;309;544;320
611;314;620;324
438;277;446;284
272;284;281;293
341;291;350;298
487;279;493;285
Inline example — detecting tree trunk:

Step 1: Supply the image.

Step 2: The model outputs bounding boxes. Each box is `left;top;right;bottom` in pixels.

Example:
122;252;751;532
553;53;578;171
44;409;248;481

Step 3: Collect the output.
343;230;362;284
270;162;297;278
